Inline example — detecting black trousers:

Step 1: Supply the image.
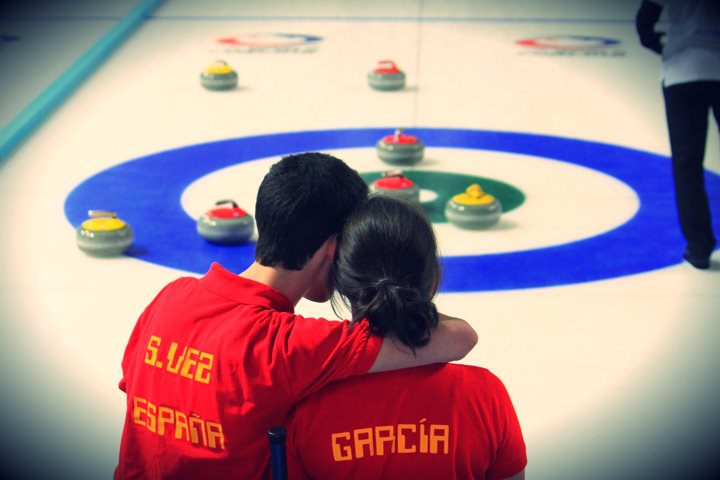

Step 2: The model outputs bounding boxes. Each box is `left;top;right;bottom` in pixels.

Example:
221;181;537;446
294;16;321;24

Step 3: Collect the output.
663;80;720;258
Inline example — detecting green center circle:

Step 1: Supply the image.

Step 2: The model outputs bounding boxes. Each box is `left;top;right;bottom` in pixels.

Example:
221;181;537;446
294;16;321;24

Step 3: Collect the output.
361;170;525;223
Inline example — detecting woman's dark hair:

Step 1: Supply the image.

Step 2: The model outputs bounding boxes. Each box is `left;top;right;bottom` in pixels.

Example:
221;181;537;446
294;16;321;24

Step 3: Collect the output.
255;152;369;270
332;195;440;351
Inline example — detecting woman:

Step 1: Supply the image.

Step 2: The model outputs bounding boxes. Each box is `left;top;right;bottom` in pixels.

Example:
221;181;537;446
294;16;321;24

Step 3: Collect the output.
331;194;441;354
285;195;527;479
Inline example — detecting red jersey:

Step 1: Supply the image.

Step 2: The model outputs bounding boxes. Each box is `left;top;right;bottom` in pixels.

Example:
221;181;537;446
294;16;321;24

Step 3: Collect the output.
286;363;526;479
114;263;382;480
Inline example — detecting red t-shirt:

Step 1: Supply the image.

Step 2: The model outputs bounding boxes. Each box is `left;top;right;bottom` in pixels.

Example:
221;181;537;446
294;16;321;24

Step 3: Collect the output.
114;263;382;480
285;363;527;479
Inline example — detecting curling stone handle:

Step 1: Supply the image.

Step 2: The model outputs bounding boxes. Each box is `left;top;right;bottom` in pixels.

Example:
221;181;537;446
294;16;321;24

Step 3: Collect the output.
88;210;117;218
214;199;239;209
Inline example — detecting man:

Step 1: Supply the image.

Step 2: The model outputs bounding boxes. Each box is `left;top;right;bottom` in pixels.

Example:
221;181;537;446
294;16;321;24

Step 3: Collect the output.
636;0;720;269
114;152;477;479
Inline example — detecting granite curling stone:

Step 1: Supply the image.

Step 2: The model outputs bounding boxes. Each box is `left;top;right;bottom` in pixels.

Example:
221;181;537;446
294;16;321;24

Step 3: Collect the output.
376;128;424;165
200;60;238;90
76;210;134;257
445;183;502;229
367;60;406;91
369;170;420;204
197;199;254;245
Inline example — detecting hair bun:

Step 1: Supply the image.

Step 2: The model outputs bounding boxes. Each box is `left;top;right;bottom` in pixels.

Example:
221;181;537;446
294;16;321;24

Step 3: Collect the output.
364;285;438;352
376;279;399;290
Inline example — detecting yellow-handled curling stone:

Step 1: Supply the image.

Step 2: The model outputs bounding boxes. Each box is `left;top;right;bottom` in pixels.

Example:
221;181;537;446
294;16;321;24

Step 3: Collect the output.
445;184;502;229
200;60;238;90
76;210;134;256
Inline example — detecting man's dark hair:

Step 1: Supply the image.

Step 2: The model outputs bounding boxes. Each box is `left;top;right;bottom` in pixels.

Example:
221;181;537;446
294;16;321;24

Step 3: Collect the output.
255;152;369;270
332;195;440;351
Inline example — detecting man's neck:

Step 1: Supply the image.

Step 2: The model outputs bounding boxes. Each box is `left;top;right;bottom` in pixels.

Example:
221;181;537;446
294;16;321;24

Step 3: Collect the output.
241;237;334;306
240;262;305;306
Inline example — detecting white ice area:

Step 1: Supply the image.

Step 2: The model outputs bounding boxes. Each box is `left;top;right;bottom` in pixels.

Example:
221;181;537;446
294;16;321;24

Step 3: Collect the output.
1;1;719;479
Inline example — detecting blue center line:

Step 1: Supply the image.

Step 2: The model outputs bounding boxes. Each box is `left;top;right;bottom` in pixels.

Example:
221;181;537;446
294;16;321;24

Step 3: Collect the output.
147;15;637;24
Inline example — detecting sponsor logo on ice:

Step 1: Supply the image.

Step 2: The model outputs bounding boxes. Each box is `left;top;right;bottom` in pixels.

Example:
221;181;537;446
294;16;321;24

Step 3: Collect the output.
213;33;322;54
516;35;625;57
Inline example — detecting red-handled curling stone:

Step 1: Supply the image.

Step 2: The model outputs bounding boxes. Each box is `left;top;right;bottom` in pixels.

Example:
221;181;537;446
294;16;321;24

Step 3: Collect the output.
369;170;420;204
376;128;424;165
197;199;254;245
367;60;406;91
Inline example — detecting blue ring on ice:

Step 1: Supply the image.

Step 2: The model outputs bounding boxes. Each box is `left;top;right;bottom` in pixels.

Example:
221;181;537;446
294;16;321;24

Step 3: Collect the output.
64;128;720;291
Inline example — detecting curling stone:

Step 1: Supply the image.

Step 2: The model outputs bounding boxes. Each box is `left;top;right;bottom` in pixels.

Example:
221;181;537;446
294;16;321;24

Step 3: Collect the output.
197;199;254;245
76;210;133;257
367;60;406;91
369;170;420;204
445;184;502;229
376;128;424;165
200;60;238;90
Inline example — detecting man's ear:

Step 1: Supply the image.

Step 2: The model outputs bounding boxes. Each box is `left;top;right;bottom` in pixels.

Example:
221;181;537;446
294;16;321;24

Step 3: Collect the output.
326;235;338;259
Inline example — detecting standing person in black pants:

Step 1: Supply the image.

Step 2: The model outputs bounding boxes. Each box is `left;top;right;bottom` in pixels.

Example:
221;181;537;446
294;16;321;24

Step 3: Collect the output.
636;0;720;269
